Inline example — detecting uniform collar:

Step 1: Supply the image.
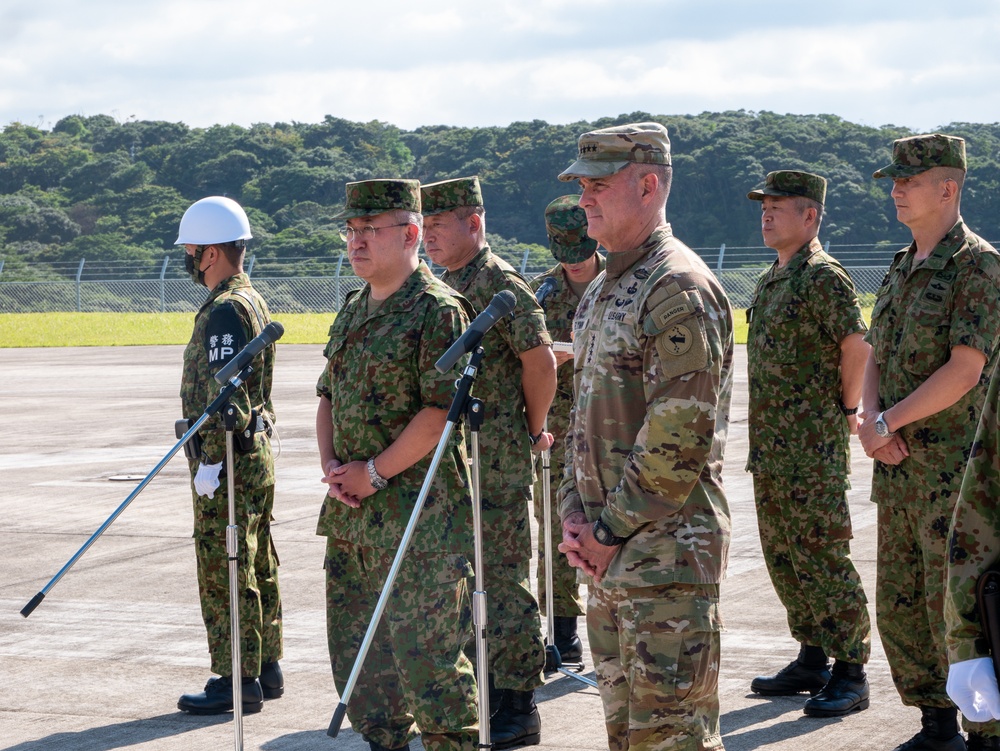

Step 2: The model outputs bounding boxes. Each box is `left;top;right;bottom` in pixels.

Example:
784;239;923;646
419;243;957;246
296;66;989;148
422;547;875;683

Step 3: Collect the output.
767;237;822;281
905;218;970;271
442;245;492;293
358;262;436;319
605;224;673;280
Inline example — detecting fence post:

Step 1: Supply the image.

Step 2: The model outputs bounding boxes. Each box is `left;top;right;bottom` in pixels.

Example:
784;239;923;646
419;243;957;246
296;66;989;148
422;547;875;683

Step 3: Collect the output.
335;253;344;311
824;241;830;253
716;244;726;273
0;258;4;277
76;258;86;312
246;254;256;277
159;256;170;313
521;248;530;276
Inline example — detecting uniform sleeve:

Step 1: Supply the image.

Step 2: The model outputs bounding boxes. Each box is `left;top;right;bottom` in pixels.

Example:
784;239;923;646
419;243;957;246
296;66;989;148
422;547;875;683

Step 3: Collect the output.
557;400;585;520
802;262;867;345
602;280;731;537
949;258;1000;359
501;272;553;355
417;298;471;411
199;301;254;463
316;321;338;400
947;375;1000;663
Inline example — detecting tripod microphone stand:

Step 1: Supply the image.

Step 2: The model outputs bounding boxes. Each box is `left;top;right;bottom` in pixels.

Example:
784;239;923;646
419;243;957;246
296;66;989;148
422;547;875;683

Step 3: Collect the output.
328;345;495;746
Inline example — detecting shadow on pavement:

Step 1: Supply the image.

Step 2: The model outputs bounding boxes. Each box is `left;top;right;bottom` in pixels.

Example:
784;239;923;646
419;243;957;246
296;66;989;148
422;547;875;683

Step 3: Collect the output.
3;712;229;751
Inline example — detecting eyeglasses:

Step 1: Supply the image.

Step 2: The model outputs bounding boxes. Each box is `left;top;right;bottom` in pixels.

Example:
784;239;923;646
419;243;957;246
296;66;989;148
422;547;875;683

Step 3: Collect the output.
339;222;409;242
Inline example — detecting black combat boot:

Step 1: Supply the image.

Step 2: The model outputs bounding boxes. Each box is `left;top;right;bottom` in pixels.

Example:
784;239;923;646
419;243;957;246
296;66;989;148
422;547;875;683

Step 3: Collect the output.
260;660;284;699
968;735;1000;751
892;706;966;751
490;689;541;749
803;660;869;717
750;644;831;696
553;616;583;663
368;741;411;751
177;675;264;715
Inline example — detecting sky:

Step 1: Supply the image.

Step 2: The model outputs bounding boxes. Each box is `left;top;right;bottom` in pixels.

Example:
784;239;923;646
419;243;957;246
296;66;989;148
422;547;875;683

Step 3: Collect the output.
1;0;999;134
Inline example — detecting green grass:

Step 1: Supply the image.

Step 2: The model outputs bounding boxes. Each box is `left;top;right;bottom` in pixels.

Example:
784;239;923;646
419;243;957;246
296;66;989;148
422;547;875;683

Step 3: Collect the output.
0;312;337;347
0;308;872;348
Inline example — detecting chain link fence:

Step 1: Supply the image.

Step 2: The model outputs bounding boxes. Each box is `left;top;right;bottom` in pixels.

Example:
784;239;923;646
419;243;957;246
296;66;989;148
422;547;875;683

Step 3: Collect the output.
1;241;963;314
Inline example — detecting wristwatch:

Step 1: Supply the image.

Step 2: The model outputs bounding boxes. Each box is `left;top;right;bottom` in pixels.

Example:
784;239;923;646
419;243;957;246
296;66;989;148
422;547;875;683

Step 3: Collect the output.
839;402;859;416
874;412;895;438
593;517;626;547
528;431;543;446
367;457;388;490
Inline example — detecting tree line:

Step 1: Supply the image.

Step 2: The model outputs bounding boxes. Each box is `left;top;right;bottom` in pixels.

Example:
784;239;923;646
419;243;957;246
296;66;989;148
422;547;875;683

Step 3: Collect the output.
2;110;999;281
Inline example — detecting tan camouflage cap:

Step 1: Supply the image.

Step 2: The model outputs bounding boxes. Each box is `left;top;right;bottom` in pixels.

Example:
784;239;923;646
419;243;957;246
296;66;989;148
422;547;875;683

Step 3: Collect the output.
558;122;671;182
420;176;484;216
873;133;967;179
332;179;421;220
747;170;827;205
545;195;598;264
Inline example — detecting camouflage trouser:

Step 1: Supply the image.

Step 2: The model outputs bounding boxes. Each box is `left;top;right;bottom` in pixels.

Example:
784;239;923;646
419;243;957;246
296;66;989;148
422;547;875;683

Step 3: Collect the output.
324;539;480;751
877;502;1000;736
753;473;871;663
588;581;724;751
193;483;282;678
533;469;585;618
465;494;545;692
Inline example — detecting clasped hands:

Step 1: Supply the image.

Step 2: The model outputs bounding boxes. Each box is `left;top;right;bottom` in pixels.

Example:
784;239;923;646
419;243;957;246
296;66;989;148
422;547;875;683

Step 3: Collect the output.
321;459;375;508
856;410;910;466
558;511;619;583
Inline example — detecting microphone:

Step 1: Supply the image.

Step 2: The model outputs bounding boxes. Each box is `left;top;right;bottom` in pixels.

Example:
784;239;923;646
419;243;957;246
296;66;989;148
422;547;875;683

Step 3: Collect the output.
214;321;285;384
535;277;557;309
435;290;516;373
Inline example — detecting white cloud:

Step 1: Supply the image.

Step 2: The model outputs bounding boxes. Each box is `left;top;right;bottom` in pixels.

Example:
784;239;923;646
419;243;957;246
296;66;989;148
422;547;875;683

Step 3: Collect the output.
1;1;999;132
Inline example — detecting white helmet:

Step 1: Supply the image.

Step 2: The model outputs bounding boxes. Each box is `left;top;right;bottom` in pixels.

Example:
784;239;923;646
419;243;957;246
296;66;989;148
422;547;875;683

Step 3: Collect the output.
175;196;252;246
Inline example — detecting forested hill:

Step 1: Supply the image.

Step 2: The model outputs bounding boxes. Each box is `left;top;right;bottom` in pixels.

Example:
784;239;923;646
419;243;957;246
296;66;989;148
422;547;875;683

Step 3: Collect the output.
2;110;999;281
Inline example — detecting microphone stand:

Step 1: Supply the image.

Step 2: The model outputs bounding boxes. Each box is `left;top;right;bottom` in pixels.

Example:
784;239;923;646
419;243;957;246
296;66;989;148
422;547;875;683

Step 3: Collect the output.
20;362;257;618
328;346;494;748
540;419;595;688
223;403;245;751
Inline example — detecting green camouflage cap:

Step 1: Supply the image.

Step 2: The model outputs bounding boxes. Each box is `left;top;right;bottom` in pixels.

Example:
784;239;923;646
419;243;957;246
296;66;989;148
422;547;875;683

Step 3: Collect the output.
747;170;827;205
873;133;967;179
558;122;671;182
545;195;598;264
420;176;484;216
332;179;421;220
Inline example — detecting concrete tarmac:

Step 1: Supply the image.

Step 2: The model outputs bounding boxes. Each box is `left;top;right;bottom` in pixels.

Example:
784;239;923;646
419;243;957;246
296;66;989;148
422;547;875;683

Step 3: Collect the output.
1;344;926;750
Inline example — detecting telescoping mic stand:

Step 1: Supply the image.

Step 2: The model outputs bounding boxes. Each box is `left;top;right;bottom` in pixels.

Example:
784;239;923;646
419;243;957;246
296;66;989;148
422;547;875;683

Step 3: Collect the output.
329;292;517;747
19;321;283;620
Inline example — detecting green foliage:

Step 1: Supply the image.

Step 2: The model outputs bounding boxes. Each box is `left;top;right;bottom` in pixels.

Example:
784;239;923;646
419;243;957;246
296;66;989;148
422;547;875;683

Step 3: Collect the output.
3;111;1000;283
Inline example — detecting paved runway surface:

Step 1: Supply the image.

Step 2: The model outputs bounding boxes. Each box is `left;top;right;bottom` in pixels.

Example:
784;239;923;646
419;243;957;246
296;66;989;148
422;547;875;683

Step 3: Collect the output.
2;344;926;750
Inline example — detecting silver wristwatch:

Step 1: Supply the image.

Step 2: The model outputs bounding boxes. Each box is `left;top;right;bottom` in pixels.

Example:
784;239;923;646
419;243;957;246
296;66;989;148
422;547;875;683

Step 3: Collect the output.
367;457;388;490
874;412;894;438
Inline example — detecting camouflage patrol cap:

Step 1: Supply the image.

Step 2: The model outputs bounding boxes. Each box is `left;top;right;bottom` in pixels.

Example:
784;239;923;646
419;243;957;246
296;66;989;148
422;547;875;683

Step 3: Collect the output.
545;195;598;264
558;122;671;182
420;176;484;216
873;133;967;179
332;179;421;220
747;170;827;205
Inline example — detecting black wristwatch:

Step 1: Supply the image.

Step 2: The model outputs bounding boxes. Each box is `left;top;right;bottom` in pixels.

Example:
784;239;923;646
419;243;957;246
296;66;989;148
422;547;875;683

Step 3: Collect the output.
593;517;626;547
839;402;858;416
528;431;543;446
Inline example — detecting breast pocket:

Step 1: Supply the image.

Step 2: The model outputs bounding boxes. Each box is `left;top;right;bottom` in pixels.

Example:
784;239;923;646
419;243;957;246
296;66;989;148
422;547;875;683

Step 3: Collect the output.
900;304;949;377
753;297;803;365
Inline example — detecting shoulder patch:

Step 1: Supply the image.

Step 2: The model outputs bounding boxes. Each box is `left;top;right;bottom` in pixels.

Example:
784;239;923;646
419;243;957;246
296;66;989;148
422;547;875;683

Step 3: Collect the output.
643;289;703;336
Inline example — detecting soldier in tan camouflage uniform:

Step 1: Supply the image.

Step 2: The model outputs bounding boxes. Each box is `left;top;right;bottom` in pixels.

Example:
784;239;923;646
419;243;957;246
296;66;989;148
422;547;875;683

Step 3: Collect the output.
421;175;557;750
529;195;605;665
174;196;283;715
316;179;479;751
859;134;1000;751
556;122;734;751
744;171;873;717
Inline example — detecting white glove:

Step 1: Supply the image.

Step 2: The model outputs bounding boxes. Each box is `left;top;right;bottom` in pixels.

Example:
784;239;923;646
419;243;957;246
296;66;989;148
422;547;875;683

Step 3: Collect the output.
947;657;1000;722
194;462;223;498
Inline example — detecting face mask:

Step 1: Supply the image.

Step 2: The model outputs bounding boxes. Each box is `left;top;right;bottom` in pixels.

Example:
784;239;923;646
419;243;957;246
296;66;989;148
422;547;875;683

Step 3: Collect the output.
185;246;207;286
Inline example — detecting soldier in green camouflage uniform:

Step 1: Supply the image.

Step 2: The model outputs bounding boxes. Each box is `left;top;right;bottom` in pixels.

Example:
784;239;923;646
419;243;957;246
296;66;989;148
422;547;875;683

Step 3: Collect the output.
744;171;873;717
946;372;1000;744
316;179;478;751
422;176;557;750
859;134;1000;751
174;196;283;715
556;123;734;751
529;196;604;663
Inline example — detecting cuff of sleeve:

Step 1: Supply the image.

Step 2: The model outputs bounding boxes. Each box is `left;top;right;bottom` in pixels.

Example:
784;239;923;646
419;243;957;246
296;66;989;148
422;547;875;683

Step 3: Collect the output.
950;639;992;664
558;492;585;522
599;499;637;539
